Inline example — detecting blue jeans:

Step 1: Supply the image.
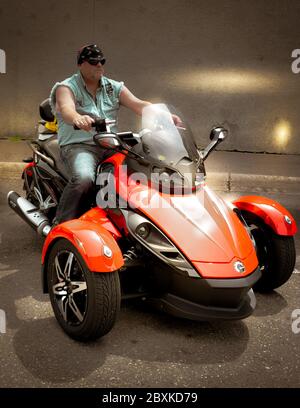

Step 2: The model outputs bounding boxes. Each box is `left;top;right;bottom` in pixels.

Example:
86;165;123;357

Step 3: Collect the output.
55;143;109;223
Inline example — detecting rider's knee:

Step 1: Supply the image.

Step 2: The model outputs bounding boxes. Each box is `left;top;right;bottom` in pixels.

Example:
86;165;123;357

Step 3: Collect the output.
70;174;94;191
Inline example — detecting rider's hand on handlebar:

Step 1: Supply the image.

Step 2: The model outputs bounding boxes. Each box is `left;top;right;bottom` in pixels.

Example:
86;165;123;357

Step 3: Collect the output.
73;115;95;131
172;114;184;128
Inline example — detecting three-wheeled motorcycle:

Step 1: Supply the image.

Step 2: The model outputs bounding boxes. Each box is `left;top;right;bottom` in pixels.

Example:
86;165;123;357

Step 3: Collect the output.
7;101;297;341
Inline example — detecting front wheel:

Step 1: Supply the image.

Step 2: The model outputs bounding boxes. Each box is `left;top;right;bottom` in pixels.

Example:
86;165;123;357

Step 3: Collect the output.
242;212;296;292
47;239;121;341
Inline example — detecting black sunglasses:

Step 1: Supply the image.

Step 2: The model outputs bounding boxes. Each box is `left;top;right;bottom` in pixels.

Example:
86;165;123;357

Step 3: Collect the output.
86;57;106;66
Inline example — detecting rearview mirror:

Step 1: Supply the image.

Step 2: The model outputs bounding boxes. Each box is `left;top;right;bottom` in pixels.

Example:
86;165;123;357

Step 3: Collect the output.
209;126;228;142
200;126;229;161
93;133;121;149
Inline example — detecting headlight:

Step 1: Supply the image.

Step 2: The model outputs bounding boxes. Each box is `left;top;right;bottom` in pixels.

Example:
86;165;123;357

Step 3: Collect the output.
136;223;151;239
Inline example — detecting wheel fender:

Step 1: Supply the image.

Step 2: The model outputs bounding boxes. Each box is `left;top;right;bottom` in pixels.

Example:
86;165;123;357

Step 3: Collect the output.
42;219;124;272
233;195;297;236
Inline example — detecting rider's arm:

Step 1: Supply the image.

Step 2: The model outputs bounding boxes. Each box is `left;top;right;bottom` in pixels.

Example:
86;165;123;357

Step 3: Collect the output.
55;86;94;131
119;86;151;116
119;86;182;126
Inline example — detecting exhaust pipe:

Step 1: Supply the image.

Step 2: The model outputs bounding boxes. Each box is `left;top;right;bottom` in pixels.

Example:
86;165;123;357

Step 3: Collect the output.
7;191;51;236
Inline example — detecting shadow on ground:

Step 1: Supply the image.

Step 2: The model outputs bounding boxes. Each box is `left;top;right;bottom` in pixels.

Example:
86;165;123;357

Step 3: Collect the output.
12;305;250;384
253;291;288;317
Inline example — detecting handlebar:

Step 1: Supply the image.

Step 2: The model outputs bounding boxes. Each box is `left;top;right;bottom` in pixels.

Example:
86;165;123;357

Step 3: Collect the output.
73;118;116;132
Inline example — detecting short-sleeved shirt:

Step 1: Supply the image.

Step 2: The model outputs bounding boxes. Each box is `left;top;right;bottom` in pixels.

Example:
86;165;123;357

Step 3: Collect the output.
49;71;124;146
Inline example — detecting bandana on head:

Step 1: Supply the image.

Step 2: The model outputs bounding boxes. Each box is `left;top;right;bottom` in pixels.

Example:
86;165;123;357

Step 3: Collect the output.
77;44;106;65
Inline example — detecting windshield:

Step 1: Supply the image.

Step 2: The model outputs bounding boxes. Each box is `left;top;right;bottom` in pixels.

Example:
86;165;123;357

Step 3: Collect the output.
126;103;203;191
140;104;199;167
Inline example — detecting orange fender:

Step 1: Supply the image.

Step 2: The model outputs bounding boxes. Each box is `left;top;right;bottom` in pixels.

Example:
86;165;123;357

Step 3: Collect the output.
79;207;122;240
42;219;124;272
233;195;297;236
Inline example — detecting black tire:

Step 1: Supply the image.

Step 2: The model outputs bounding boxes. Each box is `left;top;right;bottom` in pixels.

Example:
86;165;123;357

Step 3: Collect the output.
242;211;296;292
47;238;121;341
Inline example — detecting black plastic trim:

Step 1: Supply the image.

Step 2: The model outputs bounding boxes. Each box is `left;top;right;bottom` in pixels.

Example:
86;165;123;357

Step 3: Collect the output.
144;263;261;317
206;266;261;288
149;288;255;321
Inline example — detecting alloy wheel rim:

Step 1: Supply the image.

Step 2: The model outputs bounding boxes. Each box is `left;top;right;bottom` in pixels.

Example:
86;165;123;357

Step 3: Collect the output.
52;250;87;325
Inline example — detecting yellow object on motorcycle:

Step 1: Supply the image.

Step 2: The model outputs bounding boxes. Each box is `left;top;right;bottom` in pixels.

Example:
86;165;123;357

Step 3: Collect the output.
45;118;58;133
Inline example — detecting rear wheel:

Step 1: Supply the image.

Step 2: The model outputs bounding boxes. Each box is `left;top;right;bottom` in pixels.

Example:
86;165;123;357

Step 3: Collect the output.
47;239;121;341
242;212;296;292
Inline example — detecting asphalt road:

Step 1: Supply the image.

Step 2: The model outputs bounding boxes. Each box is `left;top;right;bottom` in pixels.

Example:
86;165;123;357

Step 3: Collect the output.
0;178;299;388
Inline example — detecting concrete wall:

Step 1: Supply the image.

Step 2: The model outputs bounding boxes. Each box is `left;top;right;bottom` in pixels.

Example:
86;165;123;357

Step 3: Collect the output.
0;0;300;153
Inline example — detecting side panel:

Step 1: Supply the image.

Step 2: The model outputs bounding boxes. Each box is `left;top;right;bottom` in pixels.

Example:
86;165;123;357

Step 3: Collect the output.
233;195;297;236
42;219;124;272
79;207;122;240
